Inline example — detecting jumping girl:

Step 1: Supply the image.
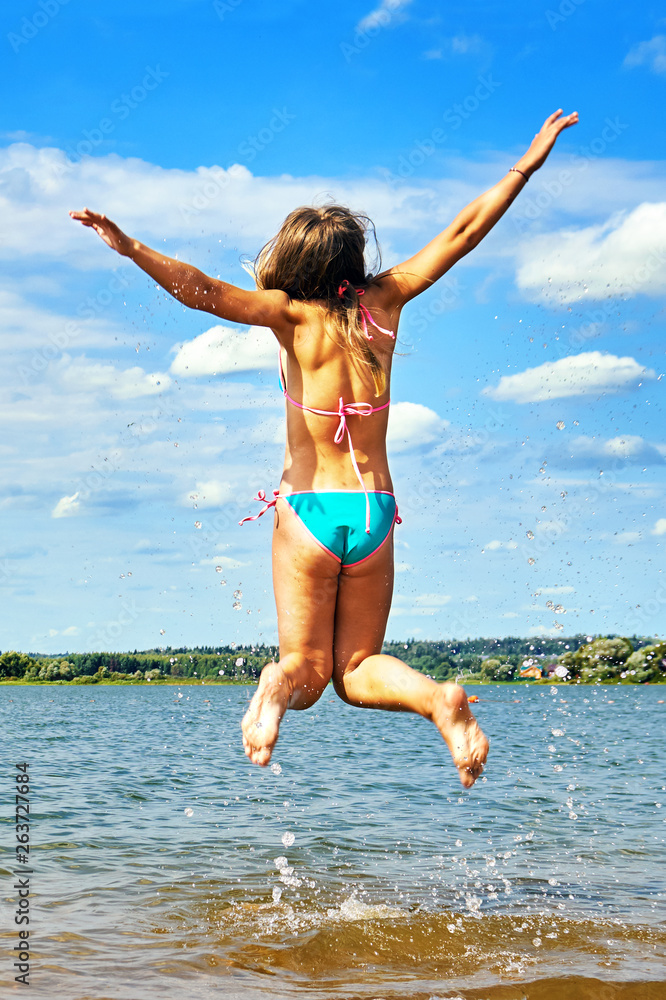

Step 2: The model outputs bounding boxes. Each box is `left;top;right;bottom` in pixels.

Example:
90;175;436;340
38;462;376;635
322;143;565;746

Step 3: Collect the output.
71;108;578;787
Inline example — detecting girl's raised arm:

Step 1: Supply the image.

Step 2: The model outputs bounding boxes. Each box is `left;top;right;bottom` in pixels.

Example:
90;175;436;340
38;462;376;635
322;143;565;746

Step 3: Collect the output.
377;109;578;306
68;208;294;331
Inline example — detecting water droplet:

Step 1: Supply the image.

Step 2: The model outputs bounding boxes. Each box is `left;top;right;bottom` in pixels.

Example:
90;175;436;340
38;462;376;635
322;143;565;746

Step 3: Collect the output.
281;831;295;848
194;521;202;529
274;856;288;869
233;589;242;599
218;669;224;676
556;421;565;430
233;601;242;611
554;604;565;613
272;886;282;903
528;557;535;565
184;807;194;817
526;530;534;540
160;629;165;635
271;762;282;775
533;937;542;947
552;729;565;737
215;565;223;572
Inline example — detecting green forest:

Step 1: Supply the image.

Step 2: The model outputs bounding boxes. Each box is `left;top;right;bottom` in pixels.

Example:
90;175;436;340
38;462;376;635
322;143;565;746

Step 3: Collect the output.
0;634;664;685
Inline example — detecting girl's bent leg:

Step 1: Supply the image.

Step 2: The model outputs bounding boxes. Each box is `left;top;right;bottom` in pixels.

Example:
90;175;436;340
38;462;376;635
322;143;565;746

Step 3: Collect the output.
332;538;489;787
241;500;340;766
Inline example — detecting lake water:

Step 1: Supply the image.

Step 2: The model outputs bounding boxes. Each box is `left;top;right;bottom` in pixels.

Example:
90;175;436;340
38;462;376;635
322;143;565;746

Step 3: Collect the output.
1;682;665;999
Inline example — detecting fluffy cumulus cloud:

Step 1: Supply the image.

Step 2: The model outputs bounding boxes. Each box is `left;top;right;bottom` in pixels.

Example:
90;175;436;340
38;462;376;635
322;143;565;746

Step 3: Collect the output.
570;434;665;464
170;325;276;377
652;518;666;536
387;401;449;453
514;203;666;303
52;492;81;518
59;357;171;398
624;35;666;74
183;479;236;508
0;141;477;271
483;351;655;404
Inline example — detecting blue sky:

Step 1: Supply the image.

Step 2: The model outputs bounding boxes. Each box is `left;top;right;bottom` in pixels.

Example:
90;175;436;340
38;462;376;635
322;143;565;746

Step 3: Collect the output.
1;0;665;654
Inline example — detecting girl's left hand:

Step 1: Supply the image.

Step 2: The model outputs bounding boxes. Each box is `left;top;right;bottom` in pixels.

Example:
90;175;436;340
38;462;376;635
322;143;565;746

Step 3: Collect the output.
522;109;579;176
69;208;132;256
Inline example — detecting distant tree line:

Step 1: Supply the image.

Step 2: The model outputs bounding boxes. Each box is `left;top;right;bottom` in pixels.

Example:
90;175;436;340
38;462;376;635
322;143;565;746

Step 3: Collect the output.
0;635;663;684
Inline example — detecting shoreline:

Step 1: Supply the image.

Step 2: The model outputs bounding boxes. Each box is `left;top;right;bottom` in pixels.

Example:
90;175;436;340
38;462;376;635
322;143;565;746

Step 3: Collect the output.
1;677;663;687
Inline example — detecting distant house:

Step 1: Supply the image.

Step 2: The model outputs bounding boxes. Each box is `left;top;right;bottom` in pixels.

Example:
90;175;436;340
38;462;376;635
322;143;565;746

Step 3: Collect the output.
519;665;543;679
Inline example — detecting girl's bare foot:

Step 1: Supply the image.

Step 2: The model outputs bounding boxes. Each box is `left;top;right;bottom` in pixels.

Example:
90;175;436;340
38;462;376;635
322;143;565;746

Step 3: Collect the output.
241;661;292;765
430;683;489;787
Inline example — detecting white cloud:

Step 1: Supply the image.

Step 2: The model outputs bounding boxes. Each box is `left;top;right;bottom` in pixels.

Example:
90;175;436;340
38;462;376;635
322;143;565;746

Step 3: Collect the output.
62;625;80;637
483;539;518;551
413;593;452;606
199;555;248;569
570;433;664;464
483;352;654;403
624;35;666;74
184;479;235;508
357;0;412;33
535;586;575;595
1;141;474;270
170;325;276;376
387;401;449;453
515;203;666;303
52;492;81;518
59;358;171;399
613;531;642;545
390;592;452;616
502;612;519;619
652;518;666;535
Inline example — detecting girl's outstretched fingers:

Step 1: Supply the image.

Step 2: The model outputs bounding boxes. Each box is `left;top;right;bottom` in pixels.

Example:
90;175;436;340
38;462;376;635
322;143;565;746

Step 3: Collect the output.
69;208;131;256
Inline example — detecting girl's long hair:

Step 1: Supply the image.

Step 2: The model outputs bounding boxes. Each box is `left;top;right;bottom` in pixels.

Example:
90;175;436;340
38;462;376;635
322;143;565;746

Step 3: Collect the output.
251;205;388;395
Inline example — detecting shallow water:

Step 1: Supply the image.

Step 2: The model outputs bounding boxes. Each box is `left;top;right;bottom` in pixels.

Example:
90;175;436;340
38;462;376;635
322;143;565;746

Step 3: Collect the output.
1;682;664;999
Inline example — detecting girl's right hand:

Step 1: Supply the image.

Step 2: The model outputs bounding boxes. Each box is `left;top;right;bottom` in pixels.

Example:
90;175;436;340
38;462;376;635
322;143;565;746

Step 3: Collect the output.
69;207;132;256
521;109;579;176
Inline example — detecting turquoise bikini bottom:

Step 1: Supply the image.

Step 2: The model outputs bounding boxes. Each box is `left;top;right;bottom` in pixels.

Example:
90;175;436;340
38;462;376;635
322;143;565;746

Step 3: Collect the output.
281;490;399;568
